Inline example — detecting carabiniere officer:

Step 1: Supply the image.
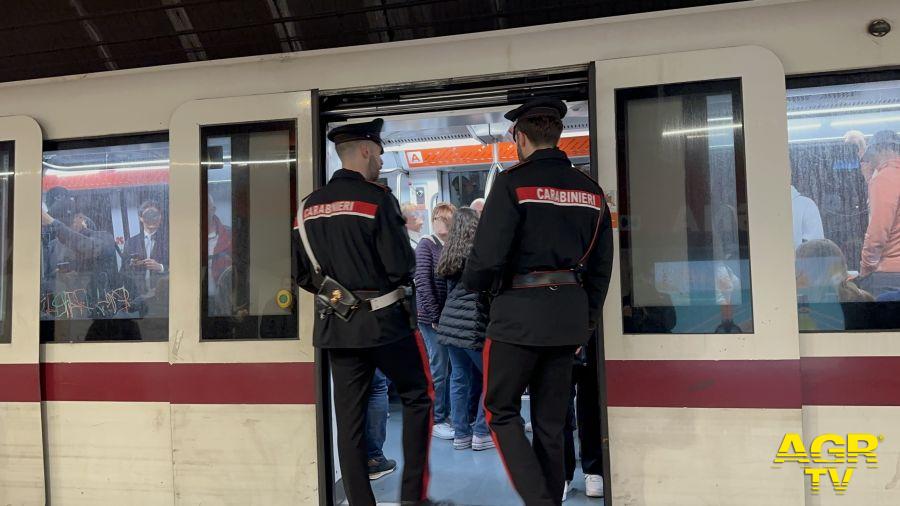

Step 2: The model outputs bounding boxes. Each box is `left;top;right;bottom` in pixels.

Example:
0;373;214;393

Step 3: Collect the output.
294;118;434;506
463;98;614;506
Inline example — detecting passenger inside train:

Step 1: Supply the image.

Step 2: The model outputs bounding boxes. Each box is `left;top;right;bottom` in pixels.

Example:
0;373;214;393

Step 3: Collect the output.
787;77;900;331
38;123;300;342
40;136;170;341
323;100;607;505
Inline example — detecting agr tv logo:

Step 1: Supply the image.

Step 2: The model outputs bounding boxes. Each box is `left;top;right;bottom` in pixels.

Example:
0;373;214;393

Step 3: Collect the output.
773;433;882;494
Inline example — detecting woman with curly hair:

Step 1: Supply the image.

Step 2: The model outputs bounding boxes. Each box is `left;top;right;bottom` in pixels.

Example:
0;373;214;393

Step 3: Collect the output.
435;207;494;451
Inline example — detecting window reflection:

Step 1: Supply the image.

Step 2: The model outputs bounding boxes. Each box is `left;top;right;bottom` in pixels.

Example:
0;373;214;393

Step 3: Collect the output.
40;135;169;342
788;76;900;331
448;170;487;208
616;80;753;334
0;142;12;343
200;122;298;340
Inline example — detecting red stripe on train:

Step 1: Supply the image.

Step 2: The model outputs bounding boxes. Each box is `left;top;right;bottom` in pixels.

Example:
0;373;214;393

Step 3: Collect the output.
3;357;900;407
607;357;900;408
34;362;315;404
0;364;41;402
800;356;900;406
606;359;803;409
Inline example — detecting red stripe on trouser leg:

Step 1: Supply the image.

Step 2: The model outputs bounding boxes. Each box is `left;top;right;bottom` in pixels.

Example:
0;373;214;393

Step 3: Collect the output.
482;339;515;486
413;330;434;501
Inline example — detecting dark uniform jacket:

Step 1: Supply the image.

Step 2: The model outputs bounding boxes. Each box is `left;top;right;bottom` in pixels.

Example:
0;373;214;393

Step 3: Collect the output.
294;169;416;349
462;148;614;346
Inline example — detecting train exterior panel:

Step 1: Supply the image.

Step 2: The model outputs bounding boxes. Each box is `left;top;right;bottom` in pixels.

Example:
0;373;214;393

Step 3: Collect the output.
1;0;899;504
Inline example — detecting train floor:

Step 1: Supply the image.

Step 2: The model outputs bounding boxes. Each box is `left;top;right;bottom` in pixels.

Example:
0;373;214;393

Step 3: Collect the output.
352;401;605;506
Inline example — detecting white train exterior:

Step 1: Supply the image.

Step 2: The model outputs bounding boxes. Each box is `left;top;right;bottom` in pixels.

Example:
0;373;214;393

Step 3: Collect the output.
1;0;900;504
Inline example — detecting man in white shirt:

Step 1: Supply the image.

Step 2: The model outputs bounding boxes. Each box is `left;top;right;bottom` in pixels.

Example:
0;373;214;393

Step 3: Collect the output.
791;185;825;249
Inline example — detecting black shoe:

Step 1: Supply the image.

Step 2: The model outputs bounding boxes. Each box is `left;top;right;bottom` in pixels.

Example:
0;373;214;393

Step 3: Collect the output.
367;457;396;480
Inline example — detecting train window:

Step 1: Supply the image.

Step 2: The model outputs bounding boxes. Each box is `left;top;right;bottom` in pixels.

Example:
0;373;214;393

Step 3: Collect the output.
787;74;900;332
447;169;488;208
0;142;12;343
200;121;298;340
615;79;753;334
40;134;169;342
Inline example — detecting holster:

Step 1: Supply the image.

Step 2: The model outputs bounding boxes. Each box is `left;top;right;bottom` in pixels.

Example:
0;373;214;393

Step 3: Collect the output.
315;275;361;322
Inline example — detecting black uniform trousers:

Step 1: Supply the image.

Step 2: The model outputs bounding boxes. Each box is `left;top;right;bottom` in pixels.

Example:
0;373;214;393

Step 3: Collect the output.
564;334;604;481
329;332;434;506
483;339;576;506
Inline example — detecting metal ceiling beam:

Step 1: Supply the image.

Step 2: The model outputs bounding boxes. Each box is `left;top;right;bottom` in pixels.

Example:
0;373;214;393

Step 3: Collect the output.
162;0;208;62
68;0;119;71
265;0;303;52
0;0;232;32
0;0;599;73
0;0;449;60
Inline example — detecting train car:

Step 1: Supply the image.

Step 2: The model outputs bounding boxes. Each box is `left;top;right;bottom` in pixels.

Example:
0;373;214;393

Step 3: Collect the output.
1;0;900;504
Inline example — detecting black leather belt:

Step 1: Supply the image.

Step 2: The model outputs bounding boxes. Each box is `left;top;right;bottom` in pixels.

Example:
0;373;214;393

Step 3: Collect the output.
510;270;578;289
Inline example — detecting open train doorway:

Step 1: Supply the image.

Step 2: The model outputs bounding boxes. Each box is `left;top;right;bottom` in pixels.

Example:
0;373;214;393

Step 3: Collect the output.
315;68;608;505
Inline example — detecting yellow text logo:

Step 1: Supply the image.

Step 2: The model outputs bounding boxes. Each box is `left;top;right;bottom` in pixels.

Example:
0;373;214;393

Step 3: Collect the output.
773;433;882;495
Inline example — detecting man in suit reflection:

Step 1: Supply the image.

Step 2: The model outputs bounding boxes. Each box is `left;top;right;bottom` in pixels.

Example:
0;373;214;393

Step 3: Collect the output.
122;201;168;291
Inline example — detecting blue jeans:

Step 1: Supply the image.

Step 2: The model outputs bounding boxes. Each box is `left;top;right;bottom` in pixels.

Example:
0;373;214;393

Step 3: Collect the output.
868;271;900;298
419;324;450;423
447;345;488;437
364;369;389;460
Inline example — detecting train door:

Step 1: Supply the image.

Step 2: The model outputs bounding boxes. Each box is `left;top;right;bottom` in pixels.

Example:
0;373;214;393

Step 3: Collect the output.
0;116;45;503
163;91;316;503
592;47;804;504
318;71;601;505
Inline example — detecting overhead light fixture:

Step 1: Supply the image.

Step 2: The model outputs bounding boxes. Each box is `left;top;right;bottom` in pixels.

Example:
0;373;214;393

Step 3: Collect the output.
383;138;483;152
560;129;590;138
788;135;869;144
201;158;297;166
830;115;900;127
707;116;735;122
42;159;170;170
662;123;742;137
788;103;900;117
787;123;822;131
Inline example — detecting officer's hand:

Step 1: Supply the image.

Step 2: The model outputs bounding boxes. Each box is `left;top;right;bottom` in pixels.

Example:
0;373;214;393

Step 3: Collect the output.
41;211;55;226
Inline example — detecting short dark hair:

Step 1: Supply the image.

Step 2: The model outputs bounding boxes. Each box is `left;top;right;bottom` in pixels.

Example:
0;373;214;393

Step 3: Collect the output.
139;200;161;216
515;115;563;147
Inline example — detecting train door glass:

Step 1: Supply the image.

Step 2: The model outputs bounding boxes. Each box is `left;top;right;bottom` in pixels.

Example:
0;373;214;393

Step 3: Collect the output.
200;121;298;340
0;141;12;343
786;75;900;331
40;135;169;342
616;79;753;334
323;101;599;505
447;169;488;208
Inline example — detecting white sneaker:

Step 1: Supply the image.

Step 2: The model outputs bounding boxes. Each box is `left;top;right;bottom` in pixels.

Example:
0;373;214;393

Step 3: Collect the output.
562;481;572;502
472;434;495;451
432;422;455;440
585;474;604;497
